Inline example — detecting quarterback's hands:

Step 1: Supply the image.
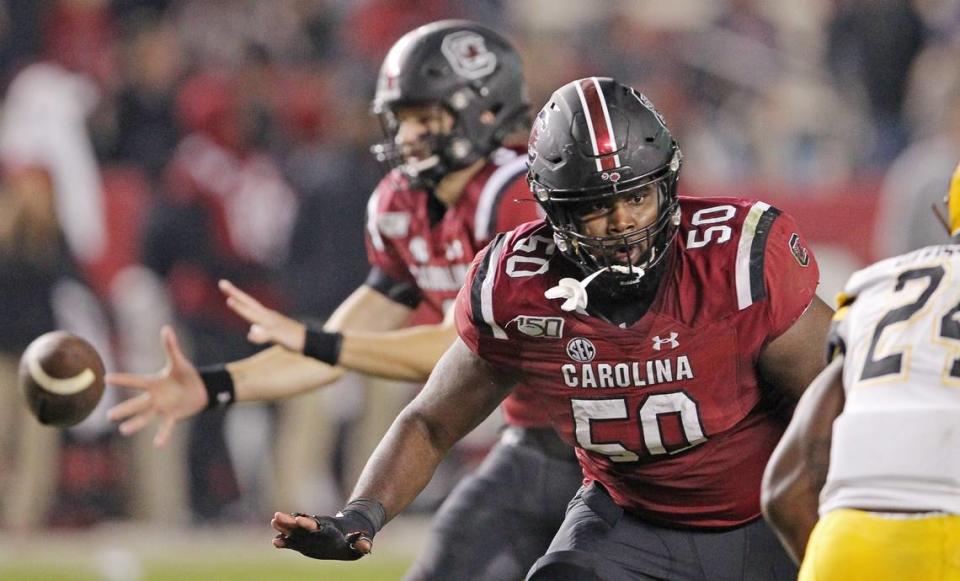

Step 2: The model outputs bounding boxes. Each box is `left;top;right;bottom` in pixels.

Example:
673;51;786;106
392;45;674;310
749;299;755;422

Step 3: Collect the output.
106;325;207;447
219;279;307;353
272;511;374;560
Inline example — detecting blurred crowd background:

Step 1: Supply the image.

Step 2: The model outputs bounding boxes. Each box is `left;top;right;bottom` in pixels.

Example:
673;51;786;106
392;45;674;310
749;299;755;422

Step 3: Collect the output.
0;0;958;539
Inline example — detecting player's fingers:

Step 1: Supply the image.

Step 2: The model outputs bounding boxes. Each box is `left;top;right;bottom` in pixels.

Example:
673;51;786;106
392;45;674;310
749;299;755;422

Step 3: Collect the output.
118;411;154;436
272;535;287;549
292;514;319;532
105;372;150;391
272;512;297;533
247;324;270;344
161;325;191;370
219;279;261;308
225;296;266;325
352;537;373;554
107;392;152;423
153;417;176;448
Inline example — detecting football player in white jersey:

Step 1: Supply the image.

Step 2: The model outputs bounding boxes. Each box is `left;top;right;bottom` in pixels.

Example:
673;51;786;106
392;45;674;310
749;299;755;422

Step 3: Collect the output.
762;161;960;580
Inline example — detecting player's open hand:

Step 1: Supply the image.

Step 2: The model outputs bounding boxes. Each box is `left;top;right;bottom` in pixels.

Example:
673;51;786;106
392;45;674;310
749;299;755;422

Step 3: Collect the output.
105;325;207;448
219;279;307;353
272;511;373;561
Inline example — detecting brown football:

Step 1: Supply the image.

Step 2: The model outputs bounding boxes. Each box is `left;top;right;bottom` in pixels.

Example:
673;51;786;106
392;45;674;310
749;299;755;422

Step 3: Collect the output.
18;331;106;427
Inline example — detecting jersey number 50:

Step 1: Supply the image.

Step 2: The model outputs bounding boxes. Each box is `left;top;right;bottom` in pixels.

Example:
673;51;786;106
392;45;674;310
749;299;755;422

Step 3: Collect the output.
687;205;736;249
571;392;707;462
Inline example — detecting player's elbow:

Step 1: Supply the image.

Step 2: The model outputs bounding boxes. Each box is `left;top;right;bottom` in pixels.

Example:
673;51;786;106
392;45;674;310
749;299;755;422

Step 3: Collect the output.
395;406;457;456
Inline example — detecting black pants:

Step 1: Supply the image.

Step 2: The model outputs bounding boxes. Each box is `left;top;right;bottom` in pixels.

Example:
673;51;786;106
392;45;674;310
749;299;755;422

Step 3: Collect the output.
527;482;798;581
404;426;583;581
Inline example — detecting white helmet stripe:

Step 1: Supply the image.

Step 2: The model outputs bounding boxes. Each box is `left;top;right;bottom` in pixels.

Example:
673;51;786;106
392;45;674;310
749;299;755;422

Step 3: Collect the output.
574;77;621;172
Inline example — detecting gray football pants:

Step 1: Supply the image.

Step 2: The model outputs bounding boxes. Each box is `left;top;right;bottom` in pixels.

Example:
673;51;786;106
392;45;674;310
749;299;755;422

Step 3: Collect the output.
527;481;798;581
404;427;583;581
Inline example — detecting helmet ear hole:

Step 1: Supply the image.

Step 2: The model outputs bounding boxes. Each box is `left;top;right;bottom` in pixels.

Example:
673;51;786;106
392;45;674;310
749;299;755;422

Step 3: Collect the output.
424;65;446;78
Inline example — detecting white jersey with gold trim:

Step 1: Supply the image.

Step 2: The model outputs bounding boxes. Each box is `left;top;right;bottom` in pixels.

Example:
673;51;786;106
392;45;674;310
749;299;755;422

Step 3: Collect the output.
821;244;960;515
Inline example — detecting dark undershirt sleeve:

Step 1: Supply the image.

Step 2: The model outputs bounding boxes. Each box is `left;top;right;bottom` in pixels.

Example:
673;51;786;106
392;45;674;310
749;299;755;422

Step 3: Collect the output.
365;267;422;309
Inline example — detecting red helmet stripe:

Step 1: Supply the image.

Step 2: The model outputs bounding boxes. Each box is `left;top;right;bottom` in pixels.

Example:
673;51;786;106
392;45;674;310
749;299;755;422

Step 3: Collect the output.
576;77;621;171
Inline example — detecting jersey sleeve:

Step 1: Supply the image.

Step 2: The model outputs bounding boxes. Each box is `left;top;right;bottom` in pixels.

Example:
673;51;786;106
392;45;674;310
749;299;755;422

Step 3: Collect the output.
758;209;821;338
454;232;522;368
472;155;542;244
364;183;416;288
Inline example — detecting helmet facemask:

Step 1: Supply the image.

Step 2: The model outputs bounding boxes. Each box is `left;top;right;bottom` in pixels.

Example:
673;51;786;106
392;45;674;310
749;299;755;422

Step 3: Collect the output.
535;150;682;293
371;103;456;190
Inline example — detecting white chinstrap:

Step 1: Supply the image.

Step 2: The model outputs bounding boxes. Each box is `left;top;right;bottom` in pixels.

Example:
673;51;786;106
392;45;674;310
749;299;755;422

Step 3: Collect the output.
545;264;644;312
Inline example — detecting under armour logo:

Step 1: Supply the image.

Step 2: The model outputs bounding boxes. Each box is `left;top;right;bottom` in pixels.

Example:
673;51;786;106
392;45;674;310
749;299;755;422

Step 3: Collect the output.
652;332;679;351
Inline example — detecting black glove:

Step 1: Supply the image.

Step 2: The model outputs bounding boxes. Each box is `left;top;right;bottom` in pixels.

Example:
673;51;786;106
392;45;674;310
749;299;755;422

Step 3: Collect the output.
281;499;386;561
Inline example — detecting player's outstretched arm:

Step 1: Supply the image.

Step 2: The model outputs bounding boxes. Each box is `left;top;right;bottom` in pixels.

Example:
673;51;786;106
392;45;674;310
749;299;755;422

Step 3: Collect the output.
217;282;417;402
219;279;309;352
223;278;456;382
210;283;411;401
761;356;845;564
106;325;207;447
336;314;457;382
272;338;518;560
106;330;348;447
111;282;418;442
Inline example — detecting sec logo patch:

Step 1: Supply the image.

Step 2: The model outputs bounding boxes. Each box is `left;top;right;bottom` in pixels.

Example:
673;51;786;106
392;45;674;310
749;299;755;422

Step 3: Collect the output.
566;337;596;362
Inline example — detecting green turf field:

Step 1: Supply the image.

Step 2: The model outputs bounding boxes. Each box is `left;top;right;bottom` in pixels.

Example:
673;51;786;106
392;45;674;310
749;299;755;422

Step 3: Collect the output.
0;558;413;581
0;517;428;581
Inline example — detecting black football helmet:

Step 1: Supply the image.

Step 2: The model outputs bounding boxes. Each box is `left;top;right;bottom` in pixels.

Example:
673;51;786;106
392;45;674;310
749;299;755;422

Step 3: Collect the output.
370;20;529;188
528;77;682;288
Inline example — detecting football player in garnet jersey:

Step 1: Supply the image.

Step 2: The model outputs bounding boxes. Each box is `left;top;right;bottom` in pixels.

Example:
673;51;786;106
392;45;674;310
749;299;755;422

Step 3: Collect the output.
761;161;960;581
268;77;834;580
107;20;584;581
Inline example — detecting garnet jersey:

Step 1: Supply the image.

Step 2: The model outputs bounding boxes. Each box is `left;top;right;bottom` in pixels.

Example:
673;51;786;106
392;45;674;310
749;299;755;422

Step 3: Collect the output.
820;245;960;515
364;147;547;427
456;196;820;527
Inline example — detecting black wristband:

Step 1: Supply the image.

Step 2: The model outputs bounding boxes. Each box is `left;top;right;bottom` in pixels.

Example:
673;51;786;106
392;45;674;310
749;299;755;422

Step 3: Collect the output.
302;326;343;365
339;498;387;536
198;365;235;410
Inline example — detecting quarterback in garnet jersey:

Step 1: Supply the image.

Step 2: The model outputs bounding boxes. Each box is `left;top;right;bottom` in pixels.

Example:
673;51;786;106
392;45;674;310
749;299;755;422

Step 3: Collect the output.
458;194;818;527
